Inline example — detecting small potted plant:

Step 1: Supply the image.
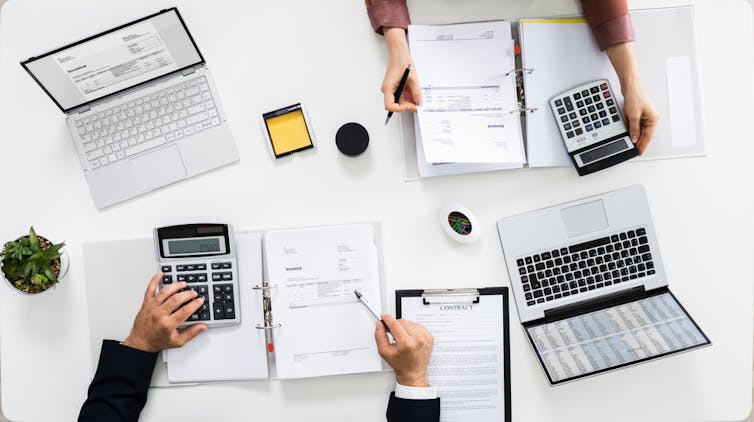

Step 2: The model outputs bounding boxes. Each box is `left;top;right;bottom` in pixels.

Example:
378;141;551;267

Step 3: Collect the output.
1;227;68;295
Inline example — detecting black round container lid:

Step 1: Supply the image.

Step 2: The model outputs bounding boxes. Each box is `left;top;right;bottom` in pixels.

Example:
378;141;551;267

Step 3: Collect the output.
336;122;369;157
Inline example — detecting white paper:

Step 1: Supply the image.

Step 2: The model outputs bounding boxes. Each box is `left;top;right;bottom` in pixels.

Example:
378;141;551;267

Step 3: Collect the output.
265;224;384;379
519;19;621;167
401;295;506;422
55;20;178;100
414;114;522;178
666;56;698;147
409;21;525;165
166;232;270;382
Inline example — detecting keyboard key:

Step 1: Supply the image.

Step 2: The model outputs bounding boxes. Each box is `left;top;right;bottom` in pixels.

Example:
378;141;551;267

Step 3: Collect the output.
517;259;525;267
594;121;602;129
161;265;172;273
555;99;563;106
602;118;610;125
162;275;173;284
221;263;232;269
573;93;581;100
564;123;572;130
566;131;574;138
575;128;583;135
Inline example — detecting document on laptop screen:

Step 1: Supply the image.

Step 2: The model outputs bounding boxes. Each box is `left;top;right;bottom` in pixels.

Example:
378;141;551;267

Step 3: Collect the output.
24;9;202;110
527;292;709;383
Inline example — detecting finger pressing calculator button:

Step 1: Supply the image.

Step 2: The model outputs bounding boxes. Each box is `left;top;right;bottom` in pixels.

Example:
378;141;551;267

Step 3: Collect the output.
200;302;210;313
161;266;172;273
198;273;208;282
197;264;206;271
162;275;173;284
177;274;187;282
176;265;187;272
211;263;222;270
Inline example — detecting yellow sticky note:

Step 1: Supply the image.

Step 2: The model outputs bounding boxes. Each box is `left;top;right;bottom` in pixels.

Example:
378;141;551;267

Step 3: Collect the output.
264;106;313;157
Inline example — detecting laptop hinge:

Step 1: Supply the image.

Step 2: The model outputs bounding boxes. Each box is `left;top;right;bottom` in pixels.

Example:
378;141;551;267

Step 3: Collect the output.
542;286;649;323
76;105;91;114
182;67;196;76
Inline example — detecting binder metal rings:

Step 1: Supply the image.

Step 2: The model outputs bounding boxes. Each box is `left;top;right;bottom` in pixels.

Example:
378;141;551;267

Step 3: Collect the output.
255;322;282;330
252;284;278;291
505;67;534;77
509;107;538;114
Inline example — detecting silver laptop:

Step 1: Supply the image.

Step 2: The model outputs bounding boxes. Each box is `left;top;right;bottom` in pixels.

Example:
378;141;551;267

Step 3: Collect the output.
21;8;239;209
497;185;710;385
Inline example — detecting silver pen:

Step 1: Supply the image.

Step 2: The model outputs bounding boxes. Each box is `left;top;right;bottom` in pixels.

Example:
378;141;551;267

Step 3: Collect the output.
354;289;391;333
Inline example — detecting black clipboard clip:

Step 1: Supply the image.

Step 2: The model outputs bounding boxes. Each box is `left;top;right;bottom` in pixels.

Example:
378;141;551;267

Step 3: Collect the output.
421;288;480;305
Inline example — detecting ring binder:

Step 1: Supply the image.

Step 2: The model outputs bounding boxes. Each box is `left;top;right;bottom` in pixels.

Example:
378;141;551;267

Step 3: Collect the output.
422;288;480;305
508;107;538;114
505;67;534;76
252;284;279;291
255;322;282;330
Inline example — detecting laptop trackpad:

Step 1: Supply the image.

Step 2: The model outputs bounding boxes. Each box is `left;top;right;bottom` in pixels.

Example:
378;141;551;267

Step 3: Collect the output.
129;146;187;192
561;200;608;237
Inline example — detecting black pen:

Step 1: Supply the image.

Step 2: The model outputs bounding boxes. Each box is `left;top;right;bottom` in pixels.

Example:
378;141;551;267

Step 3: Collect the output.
354;289;391;333
384;64;412;126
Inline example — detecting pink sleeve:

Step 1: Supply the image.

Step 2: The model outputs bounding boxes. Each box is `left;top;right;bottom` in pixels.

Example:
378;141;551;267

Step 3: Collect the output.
580;0;635;50
365;0;410;35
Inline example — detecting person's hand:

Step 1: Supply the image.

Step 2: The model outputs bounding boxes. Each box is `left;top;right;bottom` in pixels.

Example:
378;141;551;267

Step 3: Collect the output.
606;41;659;155
374;315;433;387
621;80;659;155
122;273;207;353
382;27;422;113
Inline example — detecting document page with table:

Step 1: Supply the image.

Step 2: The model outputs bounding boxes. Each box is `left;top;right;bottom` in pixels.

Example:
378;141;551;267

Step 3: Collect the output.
409;21;525;168
265;224;386;379
398;288;511;422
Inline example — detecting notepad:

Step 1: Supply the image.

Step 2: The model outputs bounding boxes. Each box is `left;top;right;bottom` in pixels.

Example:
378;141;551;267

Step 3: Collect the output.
263;103;314;157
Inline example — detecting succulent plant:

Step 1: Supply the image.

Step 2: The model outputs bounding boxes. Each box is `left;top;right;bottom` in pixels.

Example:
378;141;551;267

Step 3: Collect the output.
1;227;65;293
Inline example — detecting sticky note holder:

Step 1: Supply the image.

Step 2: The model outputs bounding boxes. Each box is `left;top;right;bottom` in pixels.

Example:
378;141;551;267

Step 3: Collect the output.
262;103;316;158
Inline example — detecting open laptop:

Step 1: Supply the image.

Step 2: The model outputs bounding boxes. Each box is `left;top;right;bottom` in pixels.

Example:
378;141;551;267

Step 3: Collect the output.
497;185;710;385
21;8;239;209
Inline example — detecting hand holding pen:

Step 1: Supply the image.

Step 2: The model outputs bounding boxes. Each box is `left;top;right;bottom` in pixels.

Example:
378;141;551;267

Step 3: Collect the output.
381;39;423;123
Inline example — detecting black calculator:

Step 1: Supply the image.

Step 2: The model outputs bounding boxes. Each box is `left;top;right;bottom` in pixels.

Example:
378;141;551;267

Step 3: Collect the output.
153;223;241;328
550;79;638;176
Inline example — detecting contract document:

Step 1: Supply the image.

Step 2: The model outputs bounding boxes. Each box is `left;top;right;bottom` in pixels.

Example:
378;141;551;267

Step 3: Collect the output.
399;288;511;422
409;21;525;165
265;224;385;379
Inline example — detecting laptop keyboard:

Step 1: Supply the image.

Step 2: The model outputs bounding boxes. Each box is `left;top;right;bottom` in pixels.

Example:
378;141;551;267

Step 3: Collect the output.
74;76;221;170
516;227;656;306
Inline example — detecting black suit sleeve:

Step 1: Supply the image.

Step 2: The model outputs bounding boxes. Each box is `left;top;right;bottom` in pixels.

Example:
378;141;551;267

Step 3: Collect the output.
78;340;158;422
386;392;440;422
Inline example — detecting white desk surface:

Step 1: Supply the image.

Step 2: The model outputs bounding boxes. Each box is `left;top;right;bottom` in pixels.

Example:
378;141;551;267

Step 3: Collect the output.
0;0;752;421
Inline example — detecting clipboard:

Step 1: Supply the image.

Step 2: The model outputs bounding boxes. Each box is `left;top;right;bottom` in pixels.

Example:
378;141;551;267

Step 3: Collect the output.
396;287;511;422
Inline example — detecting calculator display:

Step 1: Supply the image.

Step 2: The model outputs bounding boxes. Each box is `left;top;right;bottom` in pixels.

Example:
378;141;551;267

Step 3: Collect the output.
164;236;226;257
580;139;629;165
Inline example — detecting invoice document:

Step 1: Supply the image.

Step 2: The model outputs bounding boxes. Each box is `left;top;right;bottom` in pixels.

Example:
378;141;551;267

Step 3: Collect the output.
409;21;525;165
265;224;385;379
401;294;507;422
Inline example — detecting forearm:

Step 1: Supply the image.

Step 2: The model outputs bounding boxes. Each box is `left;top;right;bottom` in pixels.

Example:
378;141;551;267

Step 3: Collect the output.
606;42;640;93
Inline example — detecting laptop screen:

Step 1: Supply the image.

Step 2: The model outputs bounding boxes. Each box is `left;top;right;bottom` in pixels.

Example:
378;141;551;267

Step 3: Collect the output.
22;8;203;113
526;291;710;384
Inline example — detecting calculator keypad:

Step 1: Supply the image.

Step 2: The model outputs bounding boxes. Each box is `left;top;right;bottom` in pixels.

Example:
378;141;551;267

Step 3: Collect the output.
159;260;238;325
550;80;626;153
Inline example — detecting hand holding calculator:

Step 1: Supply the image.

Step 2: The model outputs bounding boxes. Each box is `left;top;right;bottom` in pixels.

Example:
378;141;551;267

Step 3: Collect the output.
153;224;241;328
550;80;638;176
